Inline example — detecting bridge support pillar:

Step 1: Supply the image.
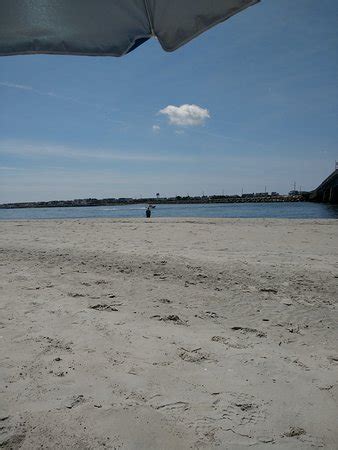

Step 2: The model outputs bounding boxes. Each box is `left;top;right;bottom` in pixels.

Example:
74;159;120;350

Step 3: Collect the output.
329;185;338;204
323;189;330;203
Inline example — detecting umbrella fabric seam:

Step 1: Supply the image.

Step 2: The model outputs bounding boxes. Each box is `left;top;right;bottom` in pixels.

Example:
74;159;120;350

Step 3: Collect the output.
143;0;155;36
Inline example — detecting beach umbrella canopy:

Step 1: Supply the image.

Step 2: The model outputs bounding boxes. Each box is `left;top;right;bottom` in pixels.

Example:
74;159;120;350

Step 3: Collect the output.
0;0;259;57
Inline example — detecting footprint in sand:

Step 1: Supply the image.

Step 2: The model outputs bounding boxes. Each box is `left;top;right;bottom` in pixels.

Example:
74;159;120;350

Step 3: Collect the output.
37;336;73;353
211;336;250;349
283;426;305;438
148;395;190;412
231;326;267;338
155;401;190;411
65;394;86;409
151;314;187;325
214;392;269;427
89;304;119;312
0;433;26;449
179;348;215;363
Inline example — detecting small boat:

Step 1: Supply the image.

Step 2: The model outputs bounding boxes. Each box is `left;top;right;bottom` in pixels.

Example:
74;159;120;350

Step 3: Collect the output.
149;204;156;209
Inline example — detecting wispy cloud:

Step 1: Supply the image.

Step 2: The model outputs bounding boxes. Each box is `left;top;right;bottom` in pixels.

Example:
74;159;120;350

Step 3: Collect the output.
1;140;333;175
152;125;161;133
193;128;268;149
0;80;122;127
0;80;62;98
0;81;33;91
0;139;198;164
159;104;210;127
0;165;27;171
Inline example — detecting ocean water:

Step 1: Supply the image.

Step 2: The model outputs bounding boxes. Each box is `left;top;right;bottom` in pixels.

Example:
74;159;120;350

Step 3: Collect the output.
0;202;337;220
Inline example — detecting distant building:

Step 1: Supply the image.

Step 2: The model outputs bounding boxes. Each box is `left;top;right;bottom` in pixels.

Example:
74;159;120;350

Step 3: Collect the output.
117;197;133;202
242;193;255;198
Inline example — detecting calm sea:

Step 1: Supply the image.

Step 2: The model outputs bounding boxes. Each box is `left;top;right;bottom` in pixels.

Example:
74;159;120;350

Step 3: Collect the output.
0;202;337;220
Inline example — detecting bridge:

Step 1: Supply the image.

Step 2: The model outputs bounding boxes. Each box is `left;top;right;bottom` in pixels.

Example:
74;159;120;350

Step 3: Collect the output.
309;164;338;204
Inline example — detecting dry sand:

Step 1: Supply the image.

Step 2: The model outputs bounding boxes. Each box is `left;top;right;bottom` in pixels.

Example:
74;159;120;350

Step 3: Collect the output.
0;218;337;449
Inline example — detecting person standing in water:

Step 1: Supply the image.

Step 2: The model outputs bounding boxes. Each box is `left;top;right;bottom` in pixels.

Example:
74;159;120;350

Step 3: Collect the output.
146;206;151;218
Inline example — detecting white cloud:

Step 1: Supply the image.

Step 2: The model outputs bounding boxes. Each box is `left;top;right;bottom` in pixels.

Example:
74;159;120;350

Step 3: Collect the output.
159;104;210;127
152;125;160;133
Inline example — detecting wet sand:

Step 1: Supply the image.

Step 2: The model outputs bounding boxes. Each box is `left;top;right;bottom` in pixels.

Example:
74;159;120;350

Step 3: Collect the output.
1;218;337;449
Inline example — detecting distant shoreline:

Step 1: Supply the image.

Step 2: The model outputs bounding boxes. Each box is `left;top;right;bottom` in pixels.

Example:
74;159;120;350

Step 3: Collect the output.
0;195;306;209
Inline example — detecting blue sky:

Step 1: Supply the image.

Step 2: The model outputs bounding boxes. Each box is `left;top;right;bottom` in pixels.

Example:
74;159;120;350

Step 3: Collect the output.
0;0;337;203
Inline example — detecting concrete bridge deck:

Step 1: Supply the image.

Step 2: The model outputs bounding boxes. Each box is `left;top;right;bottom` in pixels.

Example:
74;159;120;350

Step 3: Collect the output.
309;168;338;204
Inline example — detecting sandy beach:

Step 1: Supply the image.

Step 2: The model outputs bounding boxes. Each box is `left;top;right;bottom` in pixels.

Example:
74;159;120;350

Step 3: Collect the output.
1;218;337;449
